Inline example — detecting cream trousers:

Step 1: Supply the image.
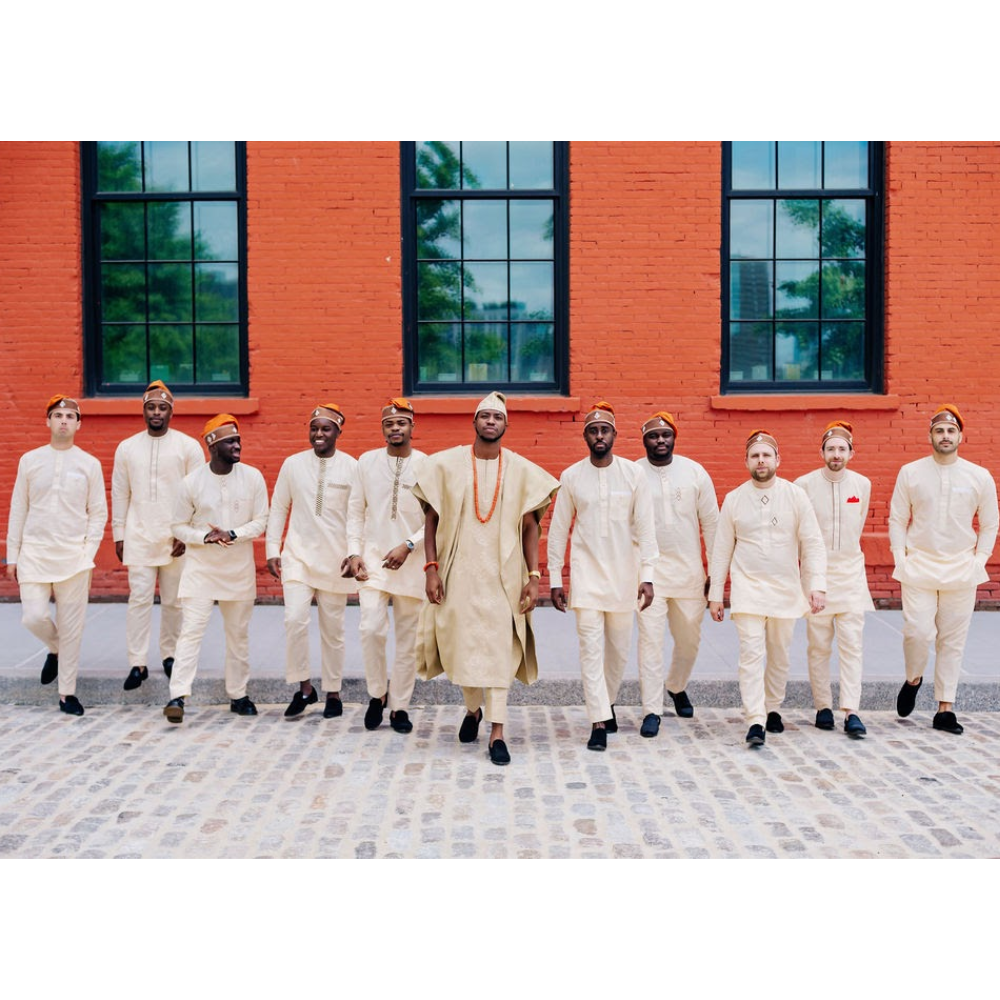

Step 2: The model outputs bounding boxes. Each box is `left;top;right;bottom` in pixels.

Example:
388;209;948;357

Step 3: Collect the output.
359;588;420;710
636;596;705;713
732;614;796;728
126;560;184;667
170;597;253;701
806;612;864;713
900;584;977;703
462;687;508;725
20;570;92;697
575;608;633;723
282;580;346;693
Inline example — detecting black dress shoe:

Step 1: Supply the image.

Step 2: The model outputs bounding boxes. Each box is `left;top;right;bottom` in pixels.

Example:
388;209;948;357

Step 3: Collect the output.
844;714;867;738
458;708;482;743
640;713;661;737
604;705;618;733
323;695;343;719
766;711;784;733
40;653;58;686
746;724;765;746
668;689;694;718
162;657;174;679
815;708;835;730
489;739;511;765
123;666;148;691
933;711;964;735
230;696;258;716
59;695;84;716
284;687;318;718
896;678;922;717
587;726;607;751
390;710;413;733
164;697;184;724
364;695;387;730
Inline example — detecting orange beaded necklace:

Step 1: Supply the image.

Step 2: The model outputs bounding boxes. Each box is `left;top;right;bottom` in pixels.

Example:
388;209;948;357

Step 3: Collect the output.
471;445;503;524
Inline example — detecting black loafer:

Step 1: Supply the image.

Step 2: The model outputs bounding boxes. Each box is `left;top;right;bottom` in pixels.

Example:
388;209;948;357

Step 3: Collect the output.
489;739;511;765
932;711;964;735
815;708;835;730
604;705;618;733
766;711;784;734
668;689;694;718
284;687;318;718
458;708;482;743
230;696;258;716
40;653;58;686
896;678;922;717
364;695;386;730
59;695;84;716
640;713;661;737
323;695;343;719
844;713;867;738
123;666;148;691
746;724;765;746
162;657;174;679
587;726;607;751
164;697;184;724
390;710;413;733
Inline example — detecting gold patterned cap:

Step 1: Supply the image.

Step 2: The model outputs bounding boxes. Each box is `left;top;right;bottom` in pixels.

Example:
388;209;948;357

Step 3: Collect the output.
46;395;80;417
381;397;414;422
142;380;174;408
475;391;508;419
822;420;853;446
203;414;240;445
745;428;779;453
931;404;963;431
641;411;677;437
310;403;345;428
584;401;616;428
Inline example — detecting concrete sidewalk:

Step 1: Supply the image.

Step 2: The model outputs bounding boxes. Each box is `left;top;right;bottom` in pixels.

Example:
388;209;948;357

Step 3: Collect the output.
2;602;999;711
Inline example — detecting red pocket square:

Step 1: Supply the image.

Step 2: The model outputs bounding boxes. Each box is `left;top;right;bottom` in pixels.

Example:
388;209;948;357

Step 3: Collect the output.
847;496;860;503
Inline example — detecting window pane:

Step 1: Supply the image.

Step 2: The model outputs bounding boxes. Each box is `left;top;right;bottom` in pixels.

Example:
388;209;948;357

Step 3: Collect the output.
732;142;775;189
822;322;864;380
191;142;236;191
510;262;553;320
417;199;460;259
778;142;821;189
510;201;554;259
196;325;239;383
729;322;772;381
148;263;192;322
463;200;507;259
196;263;239;322
822;200;866;258
730;261;773;320
415;142;461;189
825;142;868;189
417;322;462;381
511;323;554;382
462;142;506;189
102;324;147;382
149;325;194;383
144;141;189;192
730;201;773;259
821;261;865;318
465;323;508;381
463;262;508;320
100;202;145;260
97;142;142;192
776;200;819;258
776;261;819;319
509;142;553;189
775;323;819;380
195;202;238;261
417;262;461;321
101;264;146;321
148;201;192;261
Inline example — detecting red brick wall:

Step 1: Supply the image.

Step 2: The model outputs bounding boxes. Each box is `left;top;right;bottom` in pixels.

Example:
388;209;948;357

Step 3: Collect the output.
2;141;999;605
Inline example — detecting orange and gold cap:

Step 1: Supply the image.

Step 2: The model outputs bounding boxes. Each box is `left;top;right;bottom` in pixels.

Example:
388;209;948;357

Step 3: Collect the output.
203;414;240;445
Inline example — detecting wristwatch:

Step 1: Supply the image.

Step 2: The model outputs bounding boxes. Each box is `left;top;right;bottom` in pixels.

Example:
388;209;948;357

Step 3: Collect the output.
405;539;415;551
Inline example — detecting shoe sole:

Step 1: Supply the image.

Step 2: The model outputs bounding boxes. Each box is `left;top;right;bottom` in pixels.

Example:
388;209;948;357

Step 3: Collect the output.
746;736;765;747
640;730;659;738
164;706;184;724
846;730;866;739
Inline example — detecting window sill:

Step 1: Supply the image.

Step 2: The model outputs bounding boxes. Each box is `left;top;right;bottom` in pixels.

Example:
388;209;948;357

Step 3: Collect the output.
412;395;581;415
82;397;260;417
710;393;900;412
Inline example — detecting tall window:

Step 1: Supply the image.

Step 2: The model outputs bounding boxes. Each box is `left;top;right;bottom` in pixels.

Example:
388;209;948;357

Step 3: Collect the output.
82;141;247;395
401;141;568;394
722;142;883;392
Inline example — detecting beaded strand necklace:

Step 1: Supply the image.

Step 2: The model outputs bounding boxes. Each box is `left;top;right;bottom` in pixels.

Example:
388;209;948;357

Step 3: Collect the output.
471;445;503;524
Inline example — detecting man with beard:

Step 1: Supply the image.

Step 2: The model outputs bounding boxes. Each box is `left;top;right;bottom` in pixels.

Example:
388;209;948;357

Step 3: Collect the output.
414;391;558;766
267;403;357;721
889;404;998;735
635;411;718;735
547;402;657;750
794;421;874;739
345;398;425;734
112;381;203;691
709;430;826;747
6;395;107;716
163;414;268;724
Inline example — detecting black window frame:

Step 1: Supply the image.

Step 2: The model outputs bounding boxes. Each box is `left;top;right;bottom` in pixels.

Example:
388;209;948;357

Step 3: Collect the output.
401;141;570;396
721;141;885;394
81;141;249;397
